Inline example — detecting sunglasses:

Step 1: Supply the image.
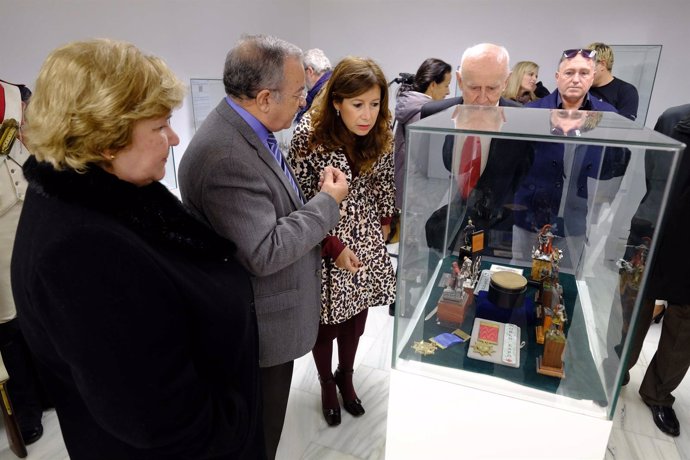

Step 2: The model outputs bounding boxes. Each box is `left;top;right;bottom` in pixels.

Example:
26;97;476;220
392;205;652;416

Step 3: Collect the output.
551;126;582;137
562;49;597;60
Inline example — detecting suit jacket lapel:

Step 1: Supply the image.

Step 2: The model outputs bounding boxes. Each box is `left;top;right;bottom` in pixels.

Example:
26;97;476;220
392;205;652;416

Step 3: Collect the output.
217;101;304;209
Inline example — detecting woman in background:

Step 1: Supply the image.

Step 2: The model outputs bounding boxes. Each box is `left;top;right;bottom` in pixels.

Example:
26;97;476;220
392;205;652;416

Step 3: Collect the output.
393;58;452;207
12;39;264;459
503;60;541;104
290;56;396;427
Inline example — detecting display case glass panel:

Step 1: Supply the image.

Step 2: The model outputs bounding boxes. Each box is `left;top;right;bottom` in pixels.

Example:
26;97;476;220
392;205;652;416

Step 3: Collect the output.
609;44;662;126
393;105;683;419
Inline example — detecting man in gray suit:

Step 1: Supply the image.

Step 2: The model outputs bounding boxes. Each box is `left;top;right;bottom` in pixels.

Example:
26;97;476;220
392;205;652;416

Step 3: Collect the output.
179;35;348;459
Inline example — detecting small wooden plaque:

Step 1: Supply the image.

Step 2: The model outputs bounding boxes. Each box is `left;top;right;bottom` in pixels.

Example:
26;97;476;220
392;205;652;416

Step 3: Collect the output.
537;356;565;378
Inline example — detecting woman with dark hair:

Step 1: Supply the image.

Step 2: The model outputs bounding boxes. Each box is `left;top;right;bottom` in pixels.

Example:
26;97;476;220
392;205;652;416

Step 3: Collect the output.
393;58;452;207
289;56;396;427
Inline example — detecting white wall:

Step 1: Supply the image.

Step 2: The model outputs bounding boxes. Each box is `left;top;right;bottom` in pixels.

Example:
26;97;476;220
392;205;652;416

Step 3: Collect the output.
1;0;310;157
2;0;689;161
308;0;690;128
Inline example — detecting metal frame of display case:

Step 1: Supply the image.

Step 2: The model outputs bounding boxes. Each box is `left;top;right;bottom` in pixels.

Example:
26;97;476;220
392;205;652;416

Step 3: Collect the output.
387;105;684;459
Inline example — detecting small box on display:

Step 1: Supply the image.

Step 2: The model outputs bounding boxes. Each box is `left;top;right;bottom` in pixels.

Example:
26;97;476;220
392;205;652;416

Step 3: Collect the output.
437;287;473;328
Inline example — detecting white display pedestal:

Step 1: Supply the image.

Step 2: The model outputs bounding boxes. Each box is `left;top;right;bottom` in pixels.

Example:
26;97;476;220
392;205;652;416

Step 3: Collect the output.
385;369;612;459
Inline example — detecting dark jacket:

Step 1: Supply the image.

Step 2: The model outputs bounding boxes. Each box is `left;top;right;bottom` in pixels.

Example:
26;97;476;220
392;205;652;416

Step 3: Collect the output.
420;97;533;254
515;92;626;235
11;157;264;459
633;105;690;302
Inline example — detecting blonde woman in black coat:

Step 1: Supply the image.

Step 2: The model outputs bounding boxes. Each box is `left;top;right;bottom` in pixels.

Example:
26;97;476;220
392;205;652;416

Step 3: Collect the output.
11;39;264;459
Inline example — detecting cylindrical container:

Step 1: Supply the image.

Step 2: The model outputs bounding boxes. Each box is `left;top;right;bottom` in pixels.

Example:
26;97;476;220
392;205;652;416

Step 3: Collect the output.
488;271;527;309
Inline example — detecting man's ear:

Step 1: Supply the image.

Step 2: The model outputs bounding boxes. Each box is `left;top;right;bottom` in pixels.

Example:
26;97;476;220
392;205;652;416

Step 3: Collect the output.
255;89;272;113
456;69;462;89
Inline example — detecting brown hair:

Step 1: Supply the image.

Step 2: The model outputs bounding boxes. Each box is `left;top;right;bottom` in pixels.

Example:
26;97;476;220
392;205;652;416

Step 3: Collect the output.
308;56;392;172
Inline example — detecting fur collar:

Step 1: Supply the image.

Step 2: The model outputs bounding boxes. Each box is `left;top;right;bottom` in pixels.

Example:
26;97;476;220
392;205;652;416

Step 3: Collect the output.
23;156;235;260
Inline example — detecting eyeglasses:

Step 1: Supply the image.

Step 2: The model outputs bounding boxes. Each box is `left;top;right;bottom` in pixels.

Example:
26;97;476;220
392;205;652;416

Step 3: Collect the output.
266;88;307;104
293;89;308;104
562;49;597;60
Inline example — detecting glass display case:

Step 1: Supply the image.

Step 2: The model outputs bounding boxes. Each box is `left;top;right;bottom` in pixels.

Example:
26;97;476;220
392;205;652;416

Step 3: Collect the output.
392;105;683;424
609;44;662;126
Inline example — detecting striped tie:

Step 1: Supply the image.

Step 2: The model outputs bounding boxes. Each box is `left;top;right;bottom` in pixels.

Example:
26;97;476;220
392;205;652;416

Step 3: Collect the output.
267;134;304;204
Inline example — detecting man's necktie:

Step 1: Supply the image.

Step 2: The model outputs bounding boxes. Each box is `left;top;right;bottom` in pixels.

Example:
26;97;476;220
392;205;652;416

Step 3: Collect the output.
458;135;481;199
267;133;304;204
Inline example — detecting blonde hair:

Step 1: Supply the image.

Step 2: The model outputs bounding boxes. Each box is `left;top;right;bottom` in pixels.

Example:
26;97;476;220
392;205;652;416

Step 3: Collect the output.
503;61;539;102
25;39;185;171
587;42;614;71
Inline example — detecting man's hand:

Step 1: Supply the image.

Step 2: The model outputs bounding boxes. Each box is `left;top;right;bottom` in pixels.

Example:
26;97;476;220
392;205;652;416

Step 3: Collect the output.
335;247;361;273
319;166;348;204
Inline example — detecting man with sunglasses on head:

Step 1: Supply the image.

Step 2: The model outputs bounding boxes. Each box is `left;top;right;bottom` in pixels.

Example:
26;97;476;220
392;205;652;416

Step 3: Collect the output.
526;48;616;113
511;48;628;268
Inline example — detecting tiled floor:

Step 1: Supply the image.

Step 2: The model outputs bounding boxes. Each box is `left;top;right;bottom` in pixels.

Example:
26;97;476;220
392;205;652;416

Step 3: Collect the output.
1;269;688;459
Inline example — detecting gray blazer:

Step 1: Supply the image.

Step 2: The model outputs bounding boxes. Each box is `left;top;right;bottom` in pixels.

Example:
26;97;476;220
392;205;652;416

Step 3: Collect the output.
179;100;340;367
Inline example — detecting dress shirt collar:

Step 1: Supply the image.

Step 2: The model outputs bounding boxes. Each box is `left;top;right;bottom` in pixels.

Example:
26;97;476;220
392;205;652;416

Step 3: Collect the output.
225;96;271;146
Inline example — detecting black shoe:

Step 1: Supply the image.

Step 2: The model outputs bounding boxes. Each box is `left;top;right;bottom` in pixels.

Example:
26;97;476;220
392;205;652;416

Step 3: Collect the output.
621;371;630;386
318;376;341;427
334;367;365;417
646;403;680;436
322;407;341;426
342;398;365;417
21;424;43;445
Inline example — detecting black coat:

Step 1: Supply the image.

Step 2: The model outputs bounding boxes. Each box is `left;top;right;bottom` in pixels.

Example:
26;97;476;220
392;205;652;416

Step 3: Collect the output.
11;157;264;459
421;97;533;254
634;105;690;303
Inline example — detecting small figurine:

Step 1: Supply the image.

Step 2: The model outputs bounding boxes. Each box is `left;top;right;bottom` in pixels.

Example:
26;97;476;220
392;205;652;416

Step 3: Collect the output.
461;218;476;250
617;237;650;290
455;218;484;259
460;256;473;279
530;224;562;281
537;224;554;255
437;259;473;327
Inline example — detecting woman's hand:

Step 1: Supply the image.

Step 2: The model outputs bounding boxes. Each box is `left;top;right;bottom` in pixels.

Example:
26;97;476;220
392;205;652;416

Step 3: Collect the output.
335;247;361;273
382;224;391;243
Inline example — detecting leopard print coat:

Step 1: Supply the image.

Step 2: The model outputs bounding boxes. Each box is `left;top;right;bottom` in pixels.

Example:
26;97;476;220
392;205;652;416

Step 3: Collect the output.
289;114;396;325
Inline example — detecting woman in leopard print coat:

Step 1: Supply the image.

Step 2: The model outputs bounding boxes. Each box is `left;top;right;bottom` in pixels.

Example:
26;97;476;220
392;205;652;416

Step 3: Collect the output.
289;56;396;427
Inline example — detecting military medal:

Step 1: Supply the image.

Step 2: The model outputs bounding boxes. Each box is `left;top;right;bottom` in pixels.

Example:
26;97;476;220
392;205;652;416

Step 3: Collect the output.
411;340;437;355
470;340;495;356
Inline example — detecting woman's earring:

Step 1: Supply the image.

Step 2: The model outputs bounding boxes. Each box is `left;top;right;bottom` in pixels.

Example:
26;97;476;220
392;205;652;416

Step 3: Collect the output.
109;154;115;160
336;109;340;117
